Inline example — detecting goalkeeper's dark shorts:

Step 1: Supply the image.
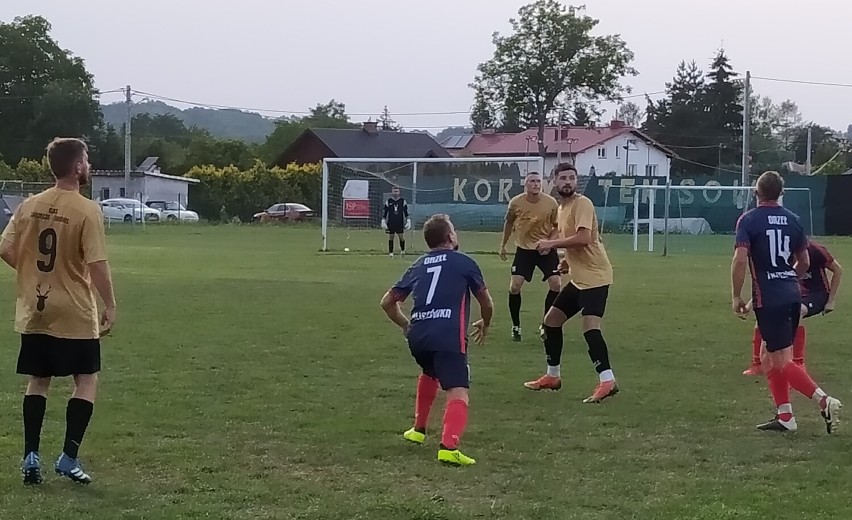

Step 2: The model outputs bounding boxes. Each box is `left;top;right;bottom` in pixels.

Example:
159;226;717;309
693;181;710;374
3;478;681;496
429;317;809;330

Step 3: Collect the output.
386;220;405;234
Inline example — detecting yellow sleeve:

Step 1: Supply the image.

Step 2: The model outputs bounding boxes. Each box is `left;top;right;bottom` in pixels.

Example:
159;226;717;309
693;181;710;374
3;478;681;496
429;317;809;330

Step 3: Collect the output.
506;197;518;219
574;198;595;232
81;206;108;264
550;200;559;227
1;208;19;248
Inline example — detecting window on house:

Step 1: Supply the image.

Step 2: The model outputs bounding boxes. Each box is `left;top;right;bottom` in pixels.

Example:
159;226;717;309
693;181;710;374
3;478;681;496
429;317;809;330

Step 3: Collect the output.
645;164;658;176
597;147;606;159
101;187;110;199
628;164;637;175
615;145;620;159
119;187;126;197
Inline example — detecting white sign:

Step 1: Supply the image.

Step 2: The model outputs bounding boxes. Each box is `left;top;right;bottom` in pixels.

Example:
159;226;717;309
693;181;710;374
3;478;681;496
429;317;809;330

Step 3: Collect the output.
342;180;369;199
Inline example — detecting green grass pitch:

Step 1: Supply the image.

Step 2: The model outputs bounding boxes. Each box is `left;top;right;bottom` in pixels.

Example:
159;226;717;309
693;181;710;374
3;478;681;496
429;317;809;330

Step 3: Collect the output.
0;224;850;519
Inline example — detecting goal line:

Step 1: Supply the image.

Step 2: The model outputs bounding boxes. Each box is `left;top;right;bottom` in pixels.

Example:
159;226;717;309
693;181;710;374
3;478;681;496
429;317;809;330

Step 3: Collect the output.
624;182;813;255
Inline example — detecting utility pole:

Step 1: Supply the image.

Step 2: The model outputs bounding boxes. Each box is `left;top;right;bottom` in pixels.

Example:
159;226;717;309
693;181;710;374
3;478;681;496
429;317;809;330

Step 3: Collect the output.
124;85;132;198
741;71;751;187
805;125;813;175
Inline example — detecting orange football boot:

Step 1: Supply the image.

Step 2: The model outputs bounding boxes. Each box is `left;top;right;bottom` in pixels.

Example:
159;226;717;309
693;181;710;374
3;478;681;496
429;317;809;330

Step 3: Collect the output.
582;380;619;403
523;374;562;391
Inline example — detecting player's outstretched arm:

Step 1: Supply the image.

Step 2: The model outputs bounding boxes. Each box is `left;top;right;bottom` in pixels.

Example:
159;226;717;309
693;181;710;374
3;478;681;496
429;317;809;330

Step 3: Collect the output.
380;290;410;335
89;261;116;332
499;212;515;260
536;227;592;252
826;260;842;310
471;288;494;345
793;248;810;279
0;236;16;269
0;208;20;269
82;206;116;332
731;247;749;316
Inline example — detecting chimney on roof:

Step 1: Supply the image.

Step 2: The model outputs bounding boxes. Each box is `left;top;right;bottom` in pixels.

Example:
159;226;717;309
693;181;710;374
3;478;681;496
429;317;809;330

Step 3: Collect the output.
610;119;626;129
362;120;379;134
481;128;496;134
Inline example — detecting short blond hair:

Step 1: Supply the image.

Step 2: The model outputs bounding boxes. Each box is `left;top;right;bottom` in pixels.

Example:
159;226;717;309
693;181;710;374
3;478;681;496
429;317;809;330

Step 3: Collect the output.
423;214;453;248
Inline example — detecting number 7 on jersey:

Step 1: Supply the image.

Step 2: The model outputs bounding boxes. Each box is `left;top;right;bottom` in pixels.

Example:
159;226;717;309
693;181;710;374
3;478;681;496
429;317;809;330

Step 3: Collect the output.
425;266;442;305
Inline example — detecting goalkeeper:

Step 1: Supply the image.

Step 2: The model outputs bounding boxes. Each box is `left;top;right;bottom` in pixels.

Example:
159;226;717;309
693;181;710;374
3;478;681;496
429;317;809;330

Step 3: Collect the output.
381;186;411;257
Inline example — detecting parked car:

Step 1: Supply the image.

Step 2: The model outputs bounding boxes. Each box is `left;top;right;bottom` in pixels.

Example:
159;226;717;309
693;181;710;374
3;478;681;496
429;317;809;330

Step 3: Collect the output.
146;200;200;222
99;198;162;223
252;203;315;223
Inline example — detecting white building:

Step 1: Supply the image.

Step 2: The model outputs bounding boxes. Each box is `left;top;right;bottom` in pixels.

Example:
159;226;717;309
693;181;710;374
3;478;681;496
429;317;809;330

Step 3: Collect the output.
91;157;199;206
442;121;674;179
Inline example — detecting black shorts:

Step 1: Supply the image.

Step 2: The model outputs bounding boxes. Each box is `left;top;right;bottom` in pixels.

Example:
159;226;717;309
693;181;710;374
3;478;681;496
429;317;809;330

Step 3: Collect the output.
551;283;609;318
386;220;405;234
410;349;470;390
754;303;801;353
512;247;559;282
17;334;101;378
802;292;829;318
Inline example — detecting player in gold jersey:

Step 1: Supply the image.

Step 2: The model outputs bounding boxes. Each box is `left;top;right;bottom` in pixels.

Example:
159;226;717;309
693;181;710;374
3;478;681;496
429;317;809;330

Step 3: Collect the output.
0;138;116;485
499;172;561;342
524;163;619;403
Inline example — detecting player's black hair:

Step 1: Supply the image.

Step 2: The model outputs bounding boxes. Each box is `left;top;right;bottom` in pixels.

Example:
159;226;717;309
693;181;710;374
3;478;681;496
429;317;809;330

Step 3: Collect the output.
552;162;577;178
756;170;784;201
423;213;453;248
46;138;88;179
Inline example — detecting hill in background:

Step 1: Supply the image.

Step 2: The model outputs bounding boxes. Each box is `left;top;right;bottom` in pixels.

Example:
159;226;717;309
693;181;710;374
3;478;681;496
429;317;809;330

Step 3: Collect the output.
100;100;277;143
100;100;473;144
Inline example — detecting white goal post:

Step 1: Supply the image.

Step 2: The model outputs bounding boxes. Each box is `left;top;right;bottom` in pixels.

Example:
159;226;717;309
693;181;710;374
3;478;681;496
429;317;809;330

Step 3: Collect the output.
320;156;545;251
627;182;814;254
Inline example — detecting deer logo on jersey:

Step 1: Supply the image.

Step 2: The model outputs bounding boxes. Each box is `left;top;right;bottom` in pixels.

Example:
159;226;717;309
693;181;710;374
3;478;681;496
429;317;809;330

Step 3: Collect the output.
36;284;51;312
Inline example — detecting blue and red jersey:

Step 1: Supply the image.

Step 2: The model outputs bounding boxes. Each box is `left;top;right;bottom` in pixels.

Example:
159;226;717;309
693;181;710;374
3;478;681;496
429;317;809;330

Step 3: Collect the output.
735;202;807;309
800;241;834;297
391;249;486;352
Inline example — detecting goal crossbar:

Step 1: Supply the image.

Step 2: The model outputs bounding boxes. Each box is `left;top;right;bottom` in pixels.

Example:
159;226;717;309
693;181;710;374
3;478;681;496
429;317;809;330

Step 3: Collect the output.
320;156;546;251
624;183;813;254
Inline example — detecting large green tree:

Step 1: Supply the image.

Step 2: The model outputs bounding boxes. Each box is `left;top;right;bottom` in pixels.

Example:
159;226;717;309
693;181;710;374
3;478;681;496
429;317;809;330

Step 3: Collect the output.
643;51;746;174
643;60;710;173
470;0;636;155
0;15;103;164
701;49;743;166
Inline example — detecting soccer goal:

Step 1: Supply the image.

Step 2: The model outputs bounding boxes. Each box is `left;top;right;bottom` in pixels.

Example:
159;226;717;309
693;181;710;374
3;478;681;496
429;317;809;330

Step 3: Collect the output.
321;156;545;252
623;182;813;255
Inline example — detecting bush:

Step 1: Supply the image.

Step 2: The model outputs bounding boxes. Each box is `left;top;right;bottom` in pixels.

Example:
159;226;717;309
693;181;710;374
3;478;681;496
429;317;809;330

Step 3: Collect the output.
186;160;321;222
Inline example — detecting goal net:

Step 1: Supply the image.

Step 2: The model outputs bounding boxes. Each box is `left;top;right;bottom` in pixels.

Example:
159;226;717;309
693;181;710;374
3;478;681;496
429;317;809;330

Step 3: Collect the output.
621;182;813;256
321;156;545;253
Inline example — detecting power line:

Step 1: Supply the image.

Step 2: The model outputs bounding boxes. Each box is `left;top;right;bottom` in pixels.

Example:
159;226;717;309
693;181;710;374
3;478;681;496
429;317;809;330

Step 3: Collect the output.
751;76;852;89
127;88;668;119
131;90;473;117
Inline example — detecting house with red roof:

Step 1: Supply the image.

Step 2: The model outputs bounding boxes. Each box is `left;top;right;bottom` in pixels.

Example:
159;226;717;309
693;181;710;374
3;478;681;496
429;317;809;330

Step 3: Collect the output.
441;120;674;179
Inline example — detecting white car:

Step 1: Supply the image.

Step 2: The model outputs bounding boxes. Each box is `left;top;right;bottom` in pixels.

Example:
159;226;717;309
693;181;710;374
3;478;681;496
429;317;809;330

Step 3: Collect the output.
146;200;200;222
99;198;162;223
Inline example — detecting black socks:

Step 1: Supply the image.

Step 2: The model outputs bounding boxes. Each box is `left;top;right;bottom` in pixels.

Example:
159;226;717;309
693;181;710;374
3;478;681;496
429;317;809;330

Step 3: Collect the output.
509;293;521;327
63;398;94;459
23;394;47;457
542;325;564;366
584;329;611;374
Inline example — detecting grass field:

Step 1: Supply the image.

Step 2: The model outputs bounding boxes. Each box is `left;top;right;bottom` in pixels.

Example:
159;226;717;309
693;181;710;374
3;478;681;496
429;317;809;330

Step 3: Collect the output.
0;224;851;519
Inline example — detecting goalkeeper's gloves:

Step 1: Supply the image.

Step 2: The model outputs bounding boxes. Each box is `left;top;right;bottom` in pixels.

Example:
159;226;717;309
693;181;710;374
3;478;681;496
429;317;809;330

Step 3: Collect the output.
380;219;387;230
404;218;411;230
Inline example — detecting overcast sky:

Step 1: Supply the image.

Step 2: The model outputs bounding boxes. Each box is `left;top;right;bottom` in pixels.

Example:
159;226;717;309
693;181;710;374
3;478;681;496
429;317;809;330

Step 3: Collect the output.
4;0;851;134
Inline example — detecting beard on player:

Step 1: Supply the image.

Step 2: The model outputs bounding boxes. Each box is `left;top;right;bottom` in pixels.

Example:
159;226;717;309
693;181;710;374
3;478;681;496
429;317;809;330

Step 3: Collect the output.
557;185;575;198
